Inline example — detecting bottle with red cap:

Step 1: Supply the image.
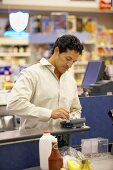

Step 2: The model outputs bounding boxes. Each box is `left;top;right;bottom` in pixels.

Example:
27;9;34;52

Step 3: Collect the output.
49;141;63;170
39;130;57;170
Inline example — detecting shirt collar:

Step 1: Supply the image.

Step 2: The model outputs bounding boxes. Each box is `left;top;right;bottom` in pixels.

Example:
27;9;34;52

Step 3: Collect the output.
40;58;51;66
40;58;55;70
40;58;68;79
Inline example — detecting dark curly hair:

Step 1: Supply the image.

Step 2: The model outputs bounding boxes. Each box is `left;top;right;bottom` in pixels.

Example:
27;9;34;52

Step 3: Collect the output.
51;34;83;55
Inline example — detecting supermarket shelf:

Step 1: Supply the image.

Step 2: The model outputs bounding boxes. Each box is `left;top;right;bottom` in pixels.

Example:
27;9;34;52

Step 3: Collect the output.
0;37;30;65
0;3;113;13
74;70;85;74
0;52;30;57
75;61;88;65
29;32;90;44
83;40;96;44
0;37;29;45
97;45;113;48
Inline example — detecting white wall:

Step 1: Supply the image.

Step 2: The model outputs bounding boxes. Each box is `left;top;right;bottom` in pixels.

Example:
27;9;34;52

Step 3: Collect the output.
3;0;99;8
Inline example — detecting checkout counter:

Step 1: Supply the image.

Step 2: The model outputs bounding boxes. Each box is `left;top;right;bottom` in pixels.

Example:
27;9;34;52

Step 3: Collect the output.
0;121;90;170
0;95;113;170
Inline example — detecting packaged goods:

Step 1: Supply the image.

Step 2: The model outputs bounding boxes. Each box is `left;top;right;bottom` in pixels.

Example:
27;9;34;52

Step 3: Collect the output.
49;141;63;170
67;160;81;170
80;159;93;170
39;131;57;170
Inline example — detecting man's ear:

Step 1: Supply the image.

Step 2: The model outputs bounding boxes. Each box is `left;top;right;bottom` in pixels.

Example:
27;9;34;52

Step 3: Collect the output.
54;47;59;54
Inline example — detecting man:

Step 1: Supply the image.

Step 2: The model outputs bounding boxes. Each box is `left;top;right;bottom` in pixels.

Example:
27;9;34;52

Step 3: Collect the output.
7;34;83;130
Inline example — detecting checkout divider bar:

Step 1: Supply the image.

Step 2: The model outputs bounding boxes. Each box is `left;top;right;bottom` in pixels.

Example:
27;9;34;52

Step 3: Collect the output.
0;137;40;146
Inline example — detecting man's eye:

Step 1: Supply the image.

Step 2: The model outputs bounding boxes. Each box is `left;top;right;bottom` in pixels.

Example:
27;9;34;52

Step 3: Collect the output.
66;57;71;61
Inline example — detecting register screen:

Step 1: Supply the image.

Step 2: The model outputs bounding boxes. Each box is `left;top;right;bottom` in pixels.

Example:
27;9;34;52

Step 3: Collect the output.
82;61;105;87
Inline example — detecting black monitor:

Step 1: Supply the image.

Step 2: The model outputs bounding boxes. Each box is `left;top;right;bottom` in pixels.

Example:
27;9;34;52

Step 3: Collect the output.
82;60;105;88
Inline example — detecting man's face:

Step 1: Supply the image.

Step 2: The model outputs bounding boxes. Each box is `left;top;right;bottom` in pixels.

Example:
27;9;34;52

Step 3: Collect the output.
54;47;80;74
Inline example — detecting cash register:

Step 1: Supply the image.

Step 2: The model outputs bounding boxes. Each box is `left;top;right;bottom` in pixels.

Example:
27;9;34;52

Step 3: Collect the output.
82;60;113;96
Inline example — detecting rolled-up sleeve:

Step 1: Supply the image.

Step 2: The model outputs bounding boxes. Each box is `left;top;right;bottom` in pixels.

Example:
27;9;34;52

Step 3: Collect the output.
7;70;52;122
70;88;82;118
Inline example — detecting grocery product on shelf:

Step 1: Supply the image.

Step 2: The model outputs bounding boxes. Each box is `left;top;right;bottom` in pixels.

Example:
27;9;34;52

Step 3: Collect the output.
0;36;30;65
67;15;76;33
0;66;13;90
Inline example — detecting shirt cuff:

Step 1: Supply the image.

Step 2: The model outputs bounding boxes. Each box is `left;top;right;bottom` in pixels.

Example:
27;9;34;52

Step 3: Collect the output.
38;108;52;121
70;112;81;119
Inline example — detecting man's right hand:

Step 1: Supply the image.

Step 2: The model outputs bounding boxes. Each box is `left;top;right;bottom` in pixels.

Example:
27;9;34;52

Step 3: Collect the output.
51;108;69;120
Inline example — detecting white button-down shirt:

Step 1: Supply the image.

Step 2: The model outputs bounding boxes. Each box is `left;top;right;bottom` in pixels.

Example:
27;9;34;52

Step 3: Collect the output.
7;58;82;129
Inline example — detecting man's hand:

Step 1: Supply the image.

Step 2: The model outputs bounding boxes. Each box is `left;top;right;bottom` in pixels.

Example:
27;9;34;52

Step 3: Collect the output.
51;108;69;120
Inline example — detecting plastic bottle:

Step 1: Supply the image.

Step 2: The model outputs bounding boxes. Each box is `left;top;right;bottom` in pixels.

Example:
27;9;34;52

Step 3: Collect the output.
39;131;57;170
49;141;63;170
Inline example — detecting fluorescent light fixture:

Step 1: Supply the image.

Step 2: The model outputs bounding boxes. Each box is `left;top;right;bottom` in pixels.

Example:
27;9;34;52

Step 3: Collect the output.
9;11;29;32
